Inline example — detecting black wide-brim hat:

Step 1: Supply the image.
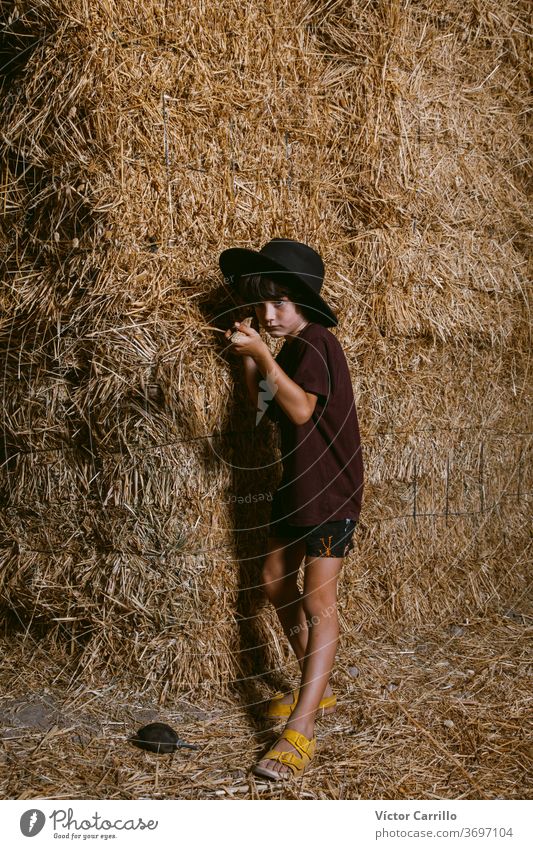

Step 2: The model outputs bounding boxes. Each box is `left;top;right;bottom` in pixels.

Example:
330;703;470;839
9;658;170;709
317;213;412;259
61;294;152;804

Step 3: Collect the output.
219;238;338;328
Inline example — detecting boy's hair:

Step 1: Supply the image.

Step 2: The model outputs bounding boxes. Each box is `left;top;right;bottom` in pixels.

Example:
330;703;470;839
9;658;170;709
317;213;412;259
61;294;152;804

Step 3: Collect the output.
237;273;312;319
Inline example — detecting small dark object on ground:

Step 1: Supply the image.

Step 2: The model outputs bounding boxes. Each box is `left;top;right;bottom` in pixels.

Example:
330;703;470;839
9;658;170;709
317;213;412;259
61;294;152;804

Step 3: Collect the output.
130;722;198;755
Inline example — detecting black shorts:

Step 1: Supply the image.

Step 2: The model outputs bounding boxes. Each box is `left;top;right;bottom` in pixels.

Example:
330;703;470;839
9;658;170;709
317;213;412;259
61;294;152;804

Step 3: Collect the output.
268;509;357;558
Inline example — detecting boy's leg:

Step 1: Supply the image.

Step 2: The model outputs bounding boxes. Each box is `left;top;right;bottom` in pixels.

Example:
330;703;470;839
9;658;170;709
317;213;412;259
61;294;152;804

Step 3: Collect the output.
256;553;343;777
261;534;306;656
290;553;343;725
261;536;334;702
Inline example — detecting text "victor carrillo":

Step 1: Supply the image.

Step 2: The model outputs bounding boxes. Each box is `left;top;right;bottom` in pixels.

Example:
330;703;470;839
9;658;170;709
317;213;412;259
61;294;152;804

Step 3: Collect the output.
375;810;457;821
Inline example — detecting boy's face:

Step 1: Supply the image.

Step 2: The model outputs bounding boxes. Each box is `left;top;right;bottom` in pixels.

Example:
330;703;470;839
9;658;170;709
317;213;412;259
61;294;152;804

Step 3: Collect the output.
253;295;308;341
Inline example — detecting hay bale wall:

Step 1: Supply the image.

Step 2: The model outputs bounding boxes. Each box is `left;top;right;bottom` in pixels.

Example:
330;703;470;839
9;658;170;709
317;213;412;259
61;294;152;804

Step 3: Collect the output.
1;0;531;706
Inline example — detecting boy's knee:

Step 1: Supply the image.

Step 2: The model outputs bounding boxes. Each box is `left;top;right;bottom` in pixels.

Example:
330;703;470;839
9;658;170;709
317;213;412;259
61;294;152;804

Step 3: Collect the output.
261;560;279;587
261;560;297;600
260;563;281;600
302;592;337;624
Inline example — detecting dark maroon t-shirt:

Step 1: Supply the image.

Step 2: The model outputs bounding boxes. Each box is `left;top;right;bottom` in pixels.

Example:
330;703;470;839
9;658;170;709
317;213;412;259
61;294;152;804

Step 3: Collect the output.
264;322;364;525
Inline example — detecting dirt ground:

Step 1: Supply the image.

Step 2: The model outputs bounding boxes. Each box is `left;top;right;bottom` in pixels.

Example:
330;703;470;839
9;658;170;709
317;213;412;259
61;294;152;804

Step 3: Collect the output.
1;610;531;800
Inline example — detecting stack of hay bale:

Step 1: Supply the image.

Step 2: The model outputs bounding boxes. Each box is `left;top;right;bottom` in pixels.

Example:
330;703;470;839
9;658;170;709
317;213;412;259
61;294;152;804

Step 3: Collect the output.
0;0;530;701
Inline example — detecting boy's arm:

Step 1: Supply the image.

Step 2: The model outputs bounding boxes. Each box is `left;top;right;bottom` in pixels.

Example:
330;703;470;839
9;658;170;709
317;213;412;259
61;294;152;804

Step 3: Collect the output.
253;348;317;426
226;321;317;425
242;355;260;407
225;323;261;408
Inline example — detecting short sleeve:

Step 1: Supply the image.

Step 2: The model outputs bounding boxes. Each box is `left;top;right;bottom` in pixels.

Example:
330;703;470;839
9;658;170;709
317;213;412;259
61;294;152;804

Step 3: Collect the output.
291;334;331;402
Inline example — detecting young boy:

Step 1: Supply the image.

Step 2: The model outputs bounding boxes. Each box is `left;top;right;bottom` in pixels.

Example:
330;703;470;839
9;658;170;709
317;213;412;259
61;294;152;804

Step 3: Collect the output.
219;239;364;780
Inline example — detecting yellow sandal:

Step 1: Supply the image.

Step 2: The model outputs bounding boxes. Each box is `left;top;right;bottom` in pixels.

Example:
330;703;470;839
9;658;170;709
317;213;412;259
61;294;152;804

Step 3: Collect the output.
267;688;337;719
252;728;316;781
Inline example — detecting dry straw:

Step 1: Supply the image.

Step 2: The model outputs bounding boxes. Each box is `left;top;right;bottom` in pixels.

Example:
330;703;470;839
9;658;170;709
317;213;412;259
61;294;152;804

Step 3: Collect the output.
0;0;531;798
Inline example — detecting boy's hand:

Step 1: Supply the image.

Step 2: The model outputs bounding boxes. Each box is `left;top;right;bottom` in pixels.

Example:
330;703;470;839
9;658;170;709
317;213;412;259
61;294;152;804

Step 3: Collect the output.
224;321;269;361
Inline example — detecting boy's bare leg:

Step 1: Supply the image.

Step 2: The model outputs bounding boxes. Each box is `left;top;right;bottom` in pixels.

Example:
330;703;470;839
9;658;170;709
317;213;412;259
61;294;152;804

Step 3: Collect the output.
257;553;342;777
261;537;334;702
257;553;343;777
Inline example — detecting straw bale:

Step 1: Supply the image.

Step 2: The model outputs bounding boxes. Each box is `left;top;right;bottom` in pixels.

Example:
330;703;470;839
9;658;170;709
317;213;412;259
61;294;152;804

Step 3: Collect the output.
0;0;531;796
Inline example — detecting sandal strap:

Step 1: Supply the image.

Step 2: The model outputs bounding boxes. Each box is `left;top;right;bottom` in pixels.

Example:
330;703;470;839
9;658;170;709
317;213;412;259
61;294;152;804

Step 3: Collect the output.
267;702;292;719
270;689;298;705
280;728;316;759
257;731;317;779
267;689;299;718
270;689;336;710
260;748;305;774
